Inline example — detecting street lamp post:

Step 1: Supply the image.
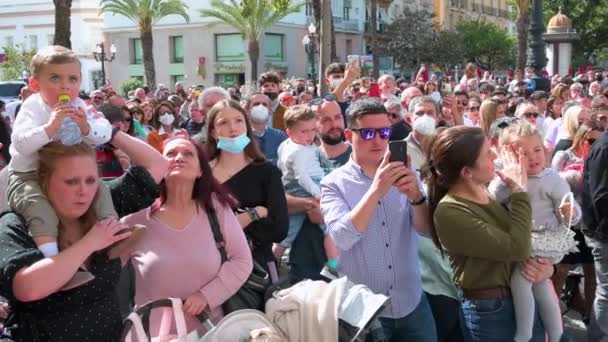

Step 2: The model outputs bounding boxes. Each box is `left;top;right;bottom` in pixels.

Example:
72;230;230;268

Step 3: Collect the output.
93;42;117;87
301;23;317;83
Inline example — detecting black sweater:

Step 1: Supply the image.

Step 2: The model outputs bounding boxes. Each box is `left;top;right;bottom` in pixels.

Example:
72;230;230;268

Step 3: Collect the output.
224;161;289;265
582;132;608;242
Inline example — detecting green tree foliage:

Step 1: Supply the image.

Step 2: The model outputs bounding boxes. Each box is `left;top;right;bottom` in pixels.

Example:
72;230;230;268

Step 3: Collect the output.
383;8;441;69
99;0;190;91
0;46;36;81
543;0;608;65
121;77;144;97
456;20;516;71
200;0;303;81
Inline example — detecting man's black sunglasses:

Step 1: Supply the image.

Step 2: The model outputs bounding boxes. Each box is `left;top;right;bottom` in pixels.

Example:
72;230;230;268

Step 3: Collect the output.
351;127;392;140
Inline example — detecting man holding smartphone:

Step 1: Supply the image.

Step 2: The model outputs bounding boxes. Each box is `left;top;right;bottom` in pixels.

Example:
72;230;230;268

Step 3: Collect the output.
320;98;437;341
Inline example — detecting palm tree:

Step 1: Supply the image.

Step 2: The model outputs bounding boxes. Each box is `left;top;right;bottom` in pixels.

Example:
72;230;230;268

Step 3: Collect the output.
99;0;189;91
200;0;304;82
514;0;530;72
54;0;72;48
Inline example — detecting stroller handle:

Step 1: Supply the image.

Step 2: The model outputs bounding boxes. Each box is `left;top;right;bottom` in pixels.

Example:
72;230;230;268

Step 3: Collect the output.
118;298;212;341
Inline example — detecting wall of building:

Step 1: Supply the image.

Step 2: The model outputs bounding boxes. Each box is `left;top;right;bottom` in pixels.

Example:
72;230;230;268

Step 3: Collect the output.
102;0;367;90
0;0;105;91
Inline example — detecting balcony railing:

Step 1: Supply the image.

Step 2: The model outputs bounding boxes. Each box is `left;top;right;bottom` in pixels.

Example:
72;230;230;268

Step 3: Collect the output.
333;16;360;32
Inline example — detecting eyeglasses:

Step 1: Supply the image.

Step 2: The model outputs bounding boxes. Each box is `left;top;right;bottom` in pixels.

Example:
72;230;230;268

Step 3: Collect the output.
587;138;597;145
597;116;608;122
468;106;480;111
457;100;468;105
388;112;401;120
351;127;392;140
522;112;539;119
251;102;269;107
310;94;337;106
93;96;103;101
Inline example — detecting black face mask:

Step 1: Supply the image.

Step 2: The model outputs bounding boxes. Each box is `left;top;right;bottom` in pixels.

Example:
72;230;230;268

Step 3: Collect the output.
264;92;278;101
296;86;306;94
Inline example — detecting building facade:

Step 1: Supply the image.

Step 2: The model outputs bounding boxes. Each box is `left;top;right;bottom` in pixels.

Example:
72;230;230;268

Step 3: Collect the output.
0;0;105;91
435;0;512;31
103;0;367;91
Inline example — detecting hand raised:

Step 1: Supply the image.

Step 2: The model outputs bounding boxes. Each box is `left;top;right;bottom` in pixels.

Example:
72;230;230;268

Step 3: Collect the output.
81;218;131;253
496;145;527;191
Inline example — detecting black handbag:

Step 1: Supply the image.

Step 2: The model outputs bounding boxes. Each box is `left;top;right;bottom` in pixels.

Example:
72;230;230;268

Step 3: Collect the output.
205;206;271;314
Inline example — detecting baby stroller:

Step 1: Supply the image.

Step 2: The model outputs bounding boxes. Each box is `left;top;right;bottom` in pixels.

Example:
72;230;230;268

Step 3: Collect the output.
118;298;283;342
119;278;388;342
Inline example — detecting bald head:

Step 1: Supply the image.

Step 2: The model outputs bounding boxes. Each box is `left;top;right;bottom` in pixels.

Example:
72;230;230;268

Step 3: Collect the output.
400;87;423;108
108;95;126;108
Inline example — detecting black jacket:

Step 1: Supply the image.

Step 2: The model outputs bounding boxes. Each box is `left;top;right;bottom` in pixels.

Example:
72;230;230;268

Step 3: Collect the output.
582;132;608;242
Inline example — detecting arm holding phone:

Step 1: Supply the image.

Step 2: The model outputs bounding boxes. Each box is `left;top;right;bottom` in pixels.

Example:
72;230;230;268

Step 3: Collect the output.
333;63;361;103
388;140;431;235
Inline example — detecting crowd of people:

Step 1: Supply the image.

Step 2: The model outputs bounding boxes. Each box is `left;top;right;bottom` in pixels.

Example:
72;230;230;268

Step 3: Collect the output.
0;45;607;342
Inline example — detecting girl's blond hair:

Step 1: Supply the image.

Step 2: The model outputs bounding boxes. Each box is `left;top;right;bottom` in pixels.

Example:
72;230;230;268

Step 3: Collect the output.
479;99;499;135
563;105;586;139
499;121;543;147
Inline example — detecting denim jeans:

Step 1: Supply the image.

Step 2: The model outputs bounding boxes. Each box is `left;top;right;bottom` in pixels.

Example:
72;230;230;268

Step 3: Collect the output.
585;236;608;342
460;296;555;342
379;293;438;342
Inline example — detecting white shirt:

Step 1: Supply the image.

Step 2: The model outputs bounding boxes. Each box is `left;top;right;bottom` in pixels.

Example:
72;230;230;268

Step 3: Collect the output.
9;94;112;172
277;139;325;198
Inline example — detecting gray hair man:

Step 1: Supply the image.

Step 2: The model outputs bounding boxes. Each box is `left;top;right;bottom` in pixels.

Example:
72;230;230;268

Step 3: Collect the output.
384;97;412;141
198;86;230;118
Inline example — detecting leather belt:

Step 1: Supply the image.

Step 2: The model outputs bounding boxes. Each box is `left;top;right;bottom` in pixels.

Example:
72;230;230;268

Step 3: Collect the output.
462;287;511;300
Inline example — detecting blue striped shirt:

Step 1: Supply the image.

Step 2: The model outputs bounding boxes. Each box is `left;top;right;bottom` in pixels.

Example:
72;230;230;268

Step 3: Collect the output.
320;158;422;319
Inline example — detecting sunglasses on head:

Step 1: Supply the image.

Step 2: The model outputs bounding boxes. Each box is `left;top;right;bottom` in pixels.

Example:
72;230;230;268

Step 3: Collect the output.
523;112;539;118
351;127;392;140
310;94;338;106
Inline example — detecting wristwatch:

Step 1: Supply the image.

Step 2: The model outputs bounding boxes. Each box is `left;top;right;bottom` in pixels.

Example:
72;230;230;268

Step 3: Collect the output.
246;207;260;221
409;194;427;206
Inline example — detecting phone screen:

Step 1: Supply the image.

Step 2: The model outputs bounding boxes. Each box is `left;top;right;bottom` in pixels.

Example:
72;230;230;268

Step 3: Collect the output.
389;141;407;164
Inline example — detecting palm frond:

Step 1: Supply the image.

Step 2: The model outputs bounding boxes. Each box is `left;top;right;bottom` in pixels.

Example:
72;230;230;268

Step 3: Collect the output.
99;0;189;28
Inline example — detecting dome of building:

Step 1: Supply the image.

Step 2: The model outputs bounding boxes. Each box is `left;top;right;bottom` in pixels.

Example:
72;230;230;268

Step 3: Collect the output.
547;8;572;32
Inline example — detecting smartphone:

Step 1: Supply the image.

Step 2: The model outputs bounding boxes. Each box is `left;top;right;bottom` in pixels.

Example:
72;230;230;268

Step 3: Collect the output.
389;140;407;164
347;55;360;67
442;82;453;95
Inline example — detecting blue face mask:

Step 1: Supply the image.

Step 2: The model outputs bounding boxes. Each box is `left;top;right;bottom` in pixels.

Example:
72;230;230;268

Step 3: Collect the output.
217;134;251;154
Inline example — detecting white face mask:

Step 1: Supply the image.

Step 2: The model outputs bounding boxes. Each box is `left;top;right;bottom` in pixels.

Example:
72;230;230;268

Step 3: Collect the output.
159;112;175;126
413;114;436;136
250;105;269;122
329;78;343;89
307;86;316;93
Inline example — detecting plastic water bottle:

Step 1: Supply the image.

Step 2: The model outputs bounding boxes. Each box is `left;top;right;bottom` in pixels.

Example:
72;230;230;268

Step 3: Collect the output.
57;94;83;145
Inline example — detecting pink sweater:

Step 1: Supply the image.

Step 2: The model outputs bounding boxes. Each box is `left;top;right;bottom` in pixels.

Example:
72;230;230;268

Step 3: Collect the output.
121;200;253;337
